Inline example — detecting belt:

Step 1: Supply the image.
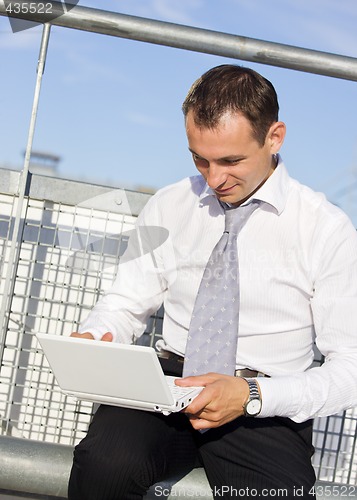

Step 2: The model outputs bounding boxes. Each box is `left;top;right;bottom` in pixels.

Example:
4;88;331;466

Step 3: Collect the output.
234;368;270;378
157;350;184;364
157;351;269;377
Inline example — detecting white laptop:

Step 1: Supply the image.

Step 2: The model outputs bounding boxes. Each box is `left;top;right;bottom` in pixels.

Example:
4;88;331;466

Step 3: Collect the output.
36;333;203;415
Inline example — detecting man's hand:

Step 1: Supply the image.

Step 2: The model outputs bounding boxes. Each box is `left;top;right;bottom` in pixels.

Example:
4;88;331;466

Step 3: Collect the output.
70;332;113;342
175;373;253;430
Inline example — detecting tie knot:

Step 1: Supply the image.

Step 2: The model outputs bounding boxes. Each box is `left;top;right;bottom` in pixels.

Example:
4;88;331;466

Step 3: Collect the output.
224;201;259;235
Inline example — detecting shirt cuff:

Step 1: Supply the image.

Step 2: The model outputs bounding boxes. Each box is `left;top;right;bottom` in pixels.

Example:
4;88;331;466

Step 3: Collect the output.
256;374;306;420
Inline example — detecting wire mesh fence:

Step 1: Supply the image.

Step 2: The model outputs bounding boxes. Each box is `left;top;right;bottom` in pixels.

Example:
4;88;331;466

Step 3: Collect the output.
0;170;356;484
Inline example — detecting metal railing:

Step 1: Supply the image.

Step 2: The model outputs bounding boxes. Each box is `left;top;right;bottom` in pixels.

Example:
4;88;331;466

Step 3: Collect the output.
0;169;153;444
1;1;357;81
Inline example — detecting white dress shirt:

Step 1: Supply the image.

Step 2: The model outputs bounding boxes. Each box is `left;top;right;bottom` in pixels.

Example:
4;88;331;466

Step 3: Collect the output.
79;156;357;422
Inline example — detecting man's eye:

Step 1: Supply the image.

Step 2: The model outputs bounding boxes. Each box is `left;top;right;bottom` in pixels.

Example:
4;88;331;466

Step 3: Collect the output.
192;155;208;165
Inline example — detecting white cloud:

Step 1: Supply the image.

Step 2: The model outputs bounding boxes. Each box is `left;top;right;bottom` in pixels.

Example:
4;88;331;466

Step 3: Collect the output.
226;0;357;57
57;49;127;85
109;0;203;25
0;19;42;49
281;0;356;18
301;18;357;57
151;0;203;24
127;112;164;127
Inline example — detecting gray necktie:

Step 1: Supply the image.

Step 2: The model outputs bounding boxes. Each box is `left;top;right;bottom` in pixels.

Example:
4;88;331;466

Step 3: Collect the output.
183;201;259;377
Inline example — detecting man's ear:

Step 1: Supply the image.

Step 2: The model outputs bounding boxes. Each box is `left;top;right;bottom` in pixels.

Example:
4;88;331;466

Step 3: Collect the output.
268;121;286;154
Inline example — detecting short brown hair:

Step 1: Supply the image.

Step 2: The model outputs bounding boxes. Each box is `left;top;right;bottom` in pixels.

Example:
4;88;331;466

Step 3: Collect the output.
182;65;279;146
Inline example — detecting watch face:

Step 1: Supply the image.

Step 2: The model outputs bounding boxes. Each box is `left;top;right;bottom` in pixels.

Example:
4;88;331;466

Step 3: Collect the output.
246;398;261;416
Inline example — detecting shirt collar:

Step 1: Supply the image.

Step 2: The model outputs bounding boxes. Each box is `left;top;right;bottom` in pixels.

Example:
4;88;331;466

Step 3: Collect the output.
198;154;289;215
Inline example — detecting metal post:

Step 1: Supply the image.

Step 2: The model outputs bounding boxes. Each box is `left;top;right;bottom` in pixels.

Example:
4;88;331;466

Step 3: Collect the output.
0;23;51;361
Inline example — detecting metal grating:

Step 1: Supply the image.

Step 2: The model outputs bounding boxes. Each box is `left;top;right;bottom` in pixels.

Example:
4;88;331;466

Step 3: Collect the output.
0;171;356;482
313;410;357;484
0;178;156;444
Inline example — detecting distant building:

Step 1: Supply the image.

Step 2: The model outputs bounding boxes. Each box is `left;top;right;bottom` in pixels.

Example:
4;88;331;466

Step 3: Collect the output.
25;150;61;177
0;151;156;194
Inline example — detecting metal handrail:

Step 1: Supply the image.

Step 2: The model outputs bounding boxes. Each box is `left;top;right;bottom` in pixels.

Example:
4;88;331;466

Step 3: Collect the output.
1;1;357;81
0;435;72;498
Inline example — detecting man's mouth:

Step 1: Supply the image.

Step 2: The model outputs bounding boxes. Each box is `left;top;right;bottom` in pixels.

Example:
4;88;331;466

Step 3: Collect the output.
215;184;238;195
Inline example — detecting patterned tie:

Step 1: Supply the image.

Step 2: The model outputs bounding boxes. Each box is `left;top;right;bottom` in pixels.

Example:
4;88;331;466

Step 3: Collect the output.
183;201;259;377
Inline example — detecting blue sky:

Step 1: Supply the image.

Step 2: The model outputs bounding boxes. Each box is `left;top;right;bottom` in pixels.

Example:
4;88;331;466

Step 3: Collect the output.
1;0;357;222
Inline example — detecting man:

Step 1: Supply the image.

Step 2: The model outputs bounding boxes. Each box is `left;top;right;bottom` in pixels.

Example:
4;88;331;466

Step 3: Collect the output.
68;65;357;499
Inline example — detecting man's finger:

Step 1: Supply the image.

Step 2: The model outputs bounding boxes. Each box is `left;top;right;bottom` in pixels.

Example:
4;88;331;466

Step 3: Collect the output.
70;332;94;340
101;332;113;342
70;331;113;342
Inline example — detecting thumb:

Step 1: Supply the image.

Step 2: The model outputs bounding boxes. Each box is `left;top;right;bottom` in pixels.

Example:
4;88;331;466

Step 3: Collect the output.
101;332;113;342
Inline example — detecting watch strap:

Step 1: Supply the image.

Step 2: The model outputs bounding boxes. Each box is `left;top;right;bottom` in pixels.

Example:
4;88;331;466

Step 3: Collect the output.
243;378;262;417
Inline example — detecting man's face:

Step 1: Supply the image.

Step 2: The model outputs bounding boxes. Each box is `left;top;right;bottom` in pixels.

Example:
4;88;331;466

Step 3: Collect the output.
185;110;284;207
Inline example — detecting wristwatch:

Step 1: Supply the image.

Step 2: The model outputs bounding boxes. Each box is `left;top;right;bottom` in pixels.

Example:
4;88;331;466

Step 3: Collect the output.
243;378;262;417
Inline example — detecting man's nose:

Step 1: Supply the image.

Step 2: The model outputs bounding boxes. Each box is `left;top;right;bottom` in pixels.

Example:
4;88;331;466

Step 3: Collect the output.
206;164;226;189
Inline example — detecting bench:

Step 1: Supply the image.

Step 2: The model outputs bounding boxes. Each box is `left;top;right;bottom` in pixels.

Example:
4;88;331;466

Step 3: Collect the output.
0;436;355;499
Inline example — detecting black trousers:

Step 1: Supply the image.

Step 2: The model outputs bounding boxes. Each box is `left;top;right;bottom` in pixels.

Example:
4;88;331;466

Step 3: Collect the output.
68;359;316;500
